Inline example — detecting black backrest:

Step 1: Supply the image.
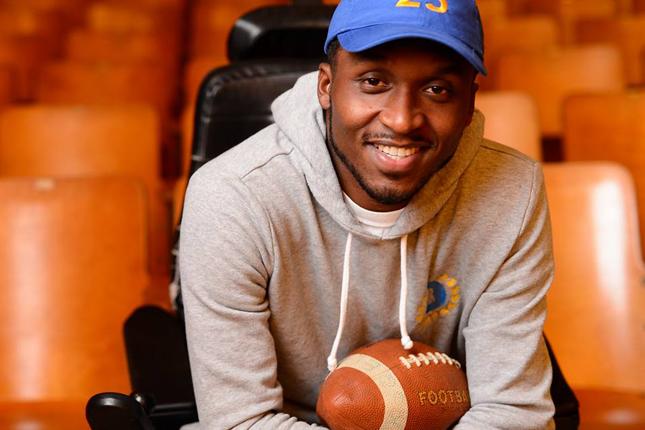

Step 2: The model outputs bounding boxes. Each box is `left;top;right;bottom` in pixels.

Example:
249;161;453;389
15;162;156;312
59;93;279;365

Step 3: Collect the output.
227;5;335;62
189;59;320;175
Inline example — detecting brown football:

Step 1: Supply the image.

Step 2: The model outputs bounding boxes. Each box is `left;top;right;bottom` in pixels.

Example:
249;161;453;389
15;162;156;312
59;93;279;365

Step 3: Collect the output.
316;339;470;430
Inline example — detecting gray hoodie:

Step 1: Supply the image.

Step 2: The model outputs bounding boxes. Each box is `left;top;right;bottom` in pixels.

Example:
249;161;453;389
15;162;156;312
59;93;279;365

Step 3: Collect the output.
180;72;555;429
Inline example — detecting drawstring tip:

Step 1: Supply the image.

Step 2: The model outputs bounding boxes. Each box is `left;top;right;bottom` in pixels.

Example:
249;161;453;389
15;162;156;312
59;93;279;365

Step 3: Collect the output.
401;336;413;350
327;357;338;372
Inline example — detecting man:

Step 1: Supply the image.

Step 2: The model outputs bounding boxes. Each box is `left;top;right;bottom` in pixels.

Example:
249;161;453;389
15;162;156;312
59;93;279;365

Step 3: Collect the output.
180;0;555;428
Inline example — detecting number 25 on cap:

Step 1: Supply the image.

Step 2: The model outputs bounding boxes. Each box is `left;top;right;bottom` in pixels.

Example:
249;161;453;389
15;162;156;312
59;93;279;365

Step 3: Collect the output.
396;0;448;13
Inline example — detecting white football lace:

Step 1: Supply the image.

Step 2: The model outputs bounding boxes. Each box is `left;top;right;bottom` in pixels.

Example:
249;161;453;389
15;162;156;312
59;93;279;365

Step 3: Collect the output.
398;352;462;369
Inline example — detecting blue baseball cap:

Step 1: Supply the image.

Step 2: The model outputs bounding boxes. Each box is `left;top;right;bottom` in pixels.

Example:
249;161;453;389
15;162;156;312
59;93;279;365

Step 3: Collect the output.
324;0;487;75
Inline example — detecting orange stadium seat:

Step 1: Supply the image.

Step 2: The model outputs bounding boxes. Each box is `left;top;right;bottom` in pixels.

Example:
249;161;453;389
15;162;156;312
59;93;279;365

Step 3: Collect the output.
495;44;625;139
543;161;645;429
0;66;15;104
0;0;86;9
37;59;181;177
525;0;621;17
476;91;542;160
575;16;645;86
476;0;507;26
0;0;88;27
36;61;177;124
0;34;55;100
524;0;621;43
64;29;178;70
562;90;645;253
478;16;560;90
0;7;66;55
643;46;645;83
500;0;531;15
637;0;645;13
102;0;186;8
0;104;172;285
0;176;151;429
80;0;185;77
84;1;182;50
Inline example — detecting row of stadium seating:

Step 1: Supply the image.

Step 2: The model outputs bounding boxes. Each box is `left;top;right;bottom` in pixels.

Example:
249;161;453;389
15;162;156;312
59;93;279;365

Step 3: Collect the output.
0;0;643;429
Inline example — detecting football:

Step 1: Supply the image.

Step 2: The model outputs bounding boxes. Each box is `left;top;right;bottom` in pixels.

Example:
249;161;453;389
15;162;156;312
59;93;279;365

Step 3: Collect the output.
316;339;470;430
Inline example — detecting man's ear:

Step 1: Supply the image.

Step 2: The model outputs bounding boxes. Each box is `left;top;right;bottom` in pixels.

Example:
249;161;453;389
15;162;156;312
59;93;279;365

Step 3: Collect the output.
317;63;332;110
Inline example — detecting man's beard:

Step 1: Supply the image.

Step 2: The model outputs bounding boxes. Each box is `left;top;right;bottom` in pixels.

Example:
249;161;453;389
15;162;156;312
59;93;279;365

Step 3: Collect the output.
326;104;424;207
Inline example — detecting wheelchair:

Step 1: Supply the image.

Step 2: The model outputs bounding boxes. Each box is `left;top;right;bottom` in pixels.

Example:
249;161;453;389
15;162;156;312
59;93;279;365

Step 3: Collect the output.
85;3;580;429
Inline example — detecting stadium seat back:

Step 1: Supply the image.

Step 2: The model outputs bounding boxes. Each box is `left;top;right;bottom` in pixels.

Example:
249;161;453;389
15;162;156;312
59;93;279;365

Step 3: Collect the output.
544;162;645;392
0;177;150;402
496;45;625;137
0;104;170;279
575;17;645;86
480;16;560;90
476;91;542;160
64;29;178;69
36;61;176;119
562;91;645;253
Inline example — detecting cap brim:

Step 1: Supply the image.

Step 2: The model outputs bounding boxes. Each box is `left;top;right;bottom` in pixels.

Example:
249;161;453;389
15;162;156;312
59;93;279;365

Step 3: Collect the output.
337;24;487;76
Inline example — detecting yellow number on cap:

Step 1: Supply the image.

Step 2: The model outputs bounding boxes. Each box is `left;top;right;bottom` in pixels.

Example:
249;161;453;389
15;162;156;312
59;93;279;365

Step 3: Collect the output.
426;0;448;13
395;0;448;13
396;0;421;7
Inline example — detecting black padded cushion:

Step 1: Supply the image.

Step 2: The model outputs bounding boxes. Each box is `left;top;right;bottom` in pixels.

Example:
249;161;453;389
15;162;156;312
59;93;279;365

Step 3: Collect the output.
190;59;320;175
86;392;153;430
227;5;335;62
124;306;198;429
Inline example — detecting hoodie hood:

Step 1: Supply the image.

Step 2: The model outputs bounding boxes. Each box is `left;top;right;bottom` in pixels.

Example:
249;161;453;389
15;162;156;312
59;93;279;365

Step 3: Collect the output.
271;71;484;240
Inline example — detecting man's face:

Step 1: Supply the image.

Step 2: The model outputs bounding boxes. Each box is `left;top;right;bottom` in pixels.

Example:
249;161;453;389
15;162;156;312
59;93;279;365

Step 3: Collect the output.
317;39;478;212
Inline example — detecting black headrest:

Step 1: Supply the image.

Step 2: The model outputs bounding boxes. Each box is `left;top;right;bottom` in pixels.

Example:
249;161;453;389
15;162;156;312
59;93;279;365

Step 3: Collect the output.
227;5;335;62
190;59;320;175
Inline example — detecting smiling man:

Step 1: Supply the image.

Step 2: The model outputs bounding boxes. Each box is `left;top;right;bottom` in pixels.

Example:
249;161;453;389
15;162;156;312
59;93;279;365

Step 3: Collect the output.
180;1;555;429
319;38;479;212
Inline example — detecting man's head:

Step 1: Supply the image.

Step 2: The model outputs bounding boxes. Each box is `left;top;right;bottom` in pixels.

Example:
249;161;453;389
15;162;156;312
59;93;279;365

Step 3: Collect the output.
317;0;485;212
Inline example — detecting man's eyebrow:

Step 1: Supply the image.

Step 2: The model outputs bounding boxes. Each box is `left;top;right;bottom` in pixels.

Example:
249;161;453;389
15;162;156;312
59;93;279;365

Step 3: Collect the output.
427;63;466;76
350;53;467;77
352;50;387;62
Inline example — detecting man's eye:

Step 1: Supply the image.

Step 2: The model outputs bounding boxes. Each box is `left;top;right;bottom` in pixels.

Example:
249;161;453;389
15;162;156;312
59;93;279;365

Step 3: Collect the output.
359;77;388;93
427;85;448;95
364;77;384;87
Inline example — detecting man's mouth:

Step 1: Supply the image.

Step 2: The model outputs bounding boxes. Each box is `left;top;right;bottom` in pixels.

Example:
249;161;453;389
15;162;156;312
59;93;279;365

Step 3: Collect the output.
374;143;421;159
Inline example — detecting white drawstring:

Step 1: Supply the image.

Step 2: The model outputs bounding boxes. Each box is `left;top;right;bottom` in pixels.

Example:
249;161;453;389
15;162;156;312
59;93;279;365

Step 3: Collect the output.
326;232;413;373
327;232;353;371
399;234;413;350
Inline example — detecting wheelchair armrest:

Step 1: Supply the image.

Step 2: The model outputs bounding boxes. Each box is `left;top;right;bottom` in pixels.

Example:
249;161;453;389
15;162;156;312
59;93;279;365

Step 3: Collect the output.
148;400;198;430
86;392;154;430
86;392;198;430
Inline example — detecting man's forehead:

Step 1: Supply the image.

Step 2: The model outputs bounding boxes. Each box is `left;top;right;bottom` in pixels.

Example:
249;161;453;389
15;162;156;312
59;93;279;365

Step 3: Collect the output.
338;39;473;74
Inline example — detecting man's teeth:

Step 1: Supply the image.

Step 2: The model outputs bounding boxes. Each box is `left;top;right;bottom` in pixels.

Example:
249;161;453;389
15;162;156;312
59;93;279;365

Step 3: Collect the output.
375;144;420;158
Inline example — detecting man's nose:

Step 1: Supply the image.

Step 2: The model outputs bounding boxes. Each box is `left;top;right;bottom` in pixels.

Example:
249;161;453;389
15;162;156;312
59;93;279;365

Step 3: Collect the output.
379;90;425;135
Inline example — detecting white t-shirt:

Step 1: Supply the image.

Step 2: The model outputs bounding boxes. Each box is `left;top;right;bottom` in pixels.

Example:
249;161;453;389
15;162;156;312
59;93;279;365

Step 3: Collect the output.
343;193;404;236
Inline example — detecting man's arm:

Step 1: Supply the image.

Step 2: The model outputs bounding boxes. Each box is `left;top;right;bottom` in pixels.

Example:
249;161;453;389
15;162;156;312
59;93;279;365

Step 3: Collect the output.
180;169;324;429
456;164;555;429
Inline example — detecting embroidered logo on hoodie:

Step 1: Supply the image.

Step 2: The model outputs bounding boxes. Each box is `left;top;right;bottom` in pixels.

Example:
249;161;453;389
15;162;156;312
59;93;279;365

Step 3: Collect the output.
416;274;460;327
